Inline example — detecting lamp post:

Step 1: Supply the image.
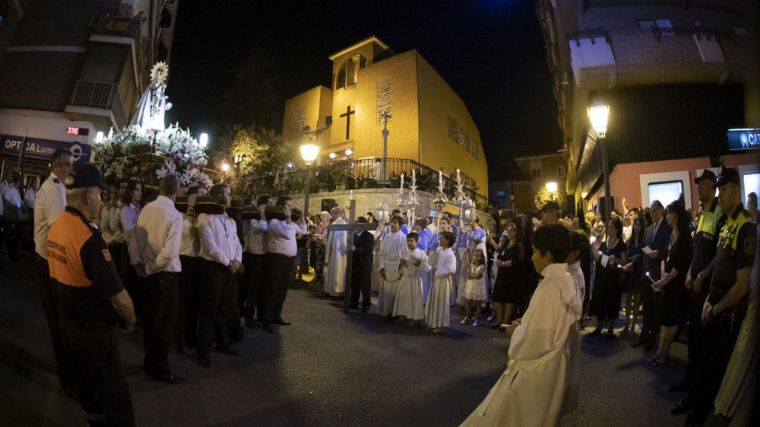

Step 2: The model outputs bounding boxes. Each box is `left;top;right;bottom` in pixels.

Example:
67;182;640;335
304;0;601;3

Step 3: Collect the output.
546;181;558;201
300;142;320;216
587;99;610;220
199;132;209;149
380;111;391;181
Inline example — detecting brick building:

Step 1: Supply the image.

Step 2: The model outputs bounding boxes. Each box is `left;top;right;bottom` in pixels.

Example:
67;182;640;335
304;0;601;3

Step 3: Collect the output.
536;0;759;214
0;0;179;182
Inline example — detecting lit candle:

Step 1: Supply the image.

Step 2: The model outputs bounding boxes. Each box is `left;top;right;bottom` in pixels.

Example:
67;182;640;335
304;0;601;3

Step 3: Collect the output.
456;169;461;183
439;170;443;192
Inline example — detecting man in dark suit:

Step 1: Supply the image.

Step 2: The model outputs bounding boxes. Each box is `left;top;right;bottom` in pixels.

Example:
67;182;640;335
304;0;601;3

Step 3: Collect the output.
349;217;375;313
633;199;671;349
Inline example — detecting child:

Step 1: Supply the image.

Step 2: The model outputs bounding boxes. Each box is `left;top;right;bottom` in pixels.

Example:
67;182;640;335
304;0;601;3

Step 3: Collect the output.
462;251;487;326
392;232;429;324
426;231;457;333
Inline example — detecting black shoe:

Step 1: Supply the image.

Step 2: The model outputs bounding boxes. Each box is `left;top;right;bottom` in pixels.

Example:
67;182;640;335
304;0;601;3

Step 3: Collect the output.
273;319;291;326
669;378;689;393
262;324;274;334
154;373;186;384
671;398;692;415
196;353;211;368
216;346;239;356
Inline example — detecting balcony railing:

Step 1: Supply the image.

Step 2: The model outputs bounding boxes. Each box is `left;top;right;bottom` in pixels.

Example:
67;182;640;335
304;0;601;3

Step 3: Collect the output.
239;158;490;211
68;81;127;128
92;16;141;39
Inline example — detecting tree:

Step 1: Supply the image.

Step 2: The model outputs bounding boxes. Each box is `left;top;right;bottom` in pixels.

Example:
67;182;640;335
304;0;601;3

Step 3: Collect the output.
219;45;281;129
534;186;566;212
211;124;293;178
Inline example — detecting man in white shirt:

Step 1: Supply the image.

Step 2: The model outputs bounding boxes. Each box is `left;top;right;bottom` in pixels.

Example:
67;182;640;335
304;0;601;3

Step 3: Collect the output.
176;186;204;352
130;175;184;383
265;196;307;332
243;194;272;328
32;147;74;393
24;176;38;210
196;183;242;367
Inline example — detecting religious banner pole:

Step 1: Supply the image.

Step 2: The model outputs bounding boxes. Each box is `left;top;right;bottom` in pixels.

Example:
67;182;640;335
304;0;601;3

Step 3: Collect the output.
381;112;391;181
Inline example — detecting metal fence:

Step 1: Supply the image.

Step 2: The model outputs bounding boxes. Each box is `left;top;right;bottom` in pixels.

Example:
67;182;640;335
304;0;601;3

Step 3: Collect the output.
237;158;490;210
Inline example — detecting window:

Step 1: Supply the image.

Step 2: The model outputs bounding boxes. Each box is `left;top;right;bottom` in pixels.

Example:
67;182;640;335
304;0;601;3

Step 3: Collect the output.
459;127;466;147
531;169;541;178
743;172;759;201
639;19;674;39
472;138;480;160
335;55;366;89
447;115;458;141
336;66;346;89
557;166;566;180
647;180;683;206
496;190;506;197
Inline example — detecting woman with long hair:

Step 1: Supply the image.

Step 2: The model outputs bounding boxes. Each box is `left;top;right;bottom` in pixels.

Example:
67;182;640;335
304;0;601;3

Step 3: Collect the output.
621;214;648;334
649;201;692;366
590;217;628;337
490;223;524;329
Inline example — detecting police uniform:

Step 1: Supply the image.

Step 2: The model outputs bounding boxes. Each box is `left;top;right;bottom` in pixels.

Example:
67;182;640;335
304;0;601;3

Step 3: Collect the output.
47;165;135;426
687;169;756;425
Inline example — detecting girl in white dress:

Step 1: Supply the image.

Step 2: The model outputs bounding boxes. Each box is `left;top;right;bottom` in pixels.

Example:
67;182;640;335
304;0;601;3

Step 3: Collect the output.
462;251;487;326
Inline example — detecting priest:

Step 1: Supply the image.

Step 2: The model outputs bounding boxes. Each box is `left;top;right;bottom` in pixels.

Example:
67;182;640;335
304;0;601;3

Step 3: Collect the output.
324;207;348;297
378;216;408;317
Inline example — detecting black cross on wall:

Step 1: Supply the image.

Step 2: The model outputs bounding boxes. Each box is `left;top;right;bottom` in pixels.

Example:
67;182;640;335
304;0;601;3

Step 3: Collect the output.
339;105;355;140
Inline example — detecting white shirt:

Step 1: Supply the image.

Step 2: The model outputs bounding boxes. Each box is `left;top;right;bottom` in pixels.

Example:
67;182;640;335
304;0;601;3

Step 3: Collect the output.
33;173;67;258
244;218;269;254
198;212;242;266
1;182;21;208
267;218;307;257
129;195;183;275
24;187;36;210
179;213;200;257
120;202;141;241
109;203;126;242
434;247;456;278
378;230;407;269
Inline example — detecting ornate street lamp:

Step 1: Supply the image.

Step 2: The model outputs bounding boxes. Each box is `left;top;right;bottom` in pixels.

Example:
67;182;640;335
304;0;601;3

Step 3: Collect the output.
587;99;611;219
546;181;558;201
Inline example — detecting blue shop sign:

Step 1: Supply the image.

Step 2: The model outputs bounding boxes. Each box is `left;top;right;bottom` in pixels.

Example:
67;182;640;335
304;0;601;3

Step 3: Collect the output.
727;128;760;152
1;134;93;164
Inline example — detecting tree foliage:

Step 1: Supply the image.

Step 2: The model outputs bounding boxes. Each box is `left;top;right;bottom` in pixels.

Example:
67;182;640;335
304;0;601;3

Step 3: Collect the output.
211;125;293;179
534;186;566;212
219;45;281;130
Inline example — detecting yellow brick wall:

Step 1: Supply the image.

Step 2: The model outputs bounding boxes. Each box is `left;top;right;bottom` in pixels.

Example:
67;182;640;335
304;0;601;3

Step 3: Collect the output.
282;86;332;151
416;54;488;195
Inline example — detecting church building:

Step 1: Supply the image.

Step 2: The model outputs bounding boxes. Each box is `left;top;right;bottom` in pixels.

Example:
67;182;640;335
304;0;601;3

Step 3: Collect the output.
283;36;488;196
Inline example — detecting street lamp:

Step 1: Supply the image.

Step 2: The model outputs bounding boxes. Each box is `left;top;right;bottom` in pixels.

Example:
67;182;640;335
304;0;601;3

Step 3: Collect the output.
587;99;611;220
199;132;209;149
546;181;558;200
220;162;230;173
300;142;320;216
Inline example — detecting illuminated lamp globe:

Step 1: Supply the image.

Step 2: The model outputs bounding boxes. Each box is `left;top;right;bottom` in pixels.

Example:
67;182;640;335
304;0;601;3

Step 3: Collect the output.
586;100;610;138
546;181;558;193
300;143;320;165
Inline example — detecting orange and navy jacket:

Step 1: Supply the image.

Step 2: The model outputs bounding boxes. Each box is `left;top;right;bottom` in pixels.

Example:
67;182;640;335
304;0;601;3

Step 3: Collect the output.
47;206;124;329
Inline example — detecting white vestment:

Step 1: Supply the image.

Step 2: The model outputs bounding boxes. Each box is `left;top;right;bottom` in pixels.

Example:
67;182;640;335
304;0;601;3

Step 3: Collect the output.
378;230;407;315
461;263;581;427
426;247;456;328
393;248;429;320
324;217;348;296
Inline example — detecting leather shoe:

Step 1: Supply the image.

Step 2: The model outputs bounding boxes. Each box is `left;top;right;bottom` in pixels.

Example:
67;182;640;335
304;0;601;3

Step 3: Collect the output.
216;346;239;356
196;353;211;368
155;373;185;384
273;319;291;326
671;398;692;415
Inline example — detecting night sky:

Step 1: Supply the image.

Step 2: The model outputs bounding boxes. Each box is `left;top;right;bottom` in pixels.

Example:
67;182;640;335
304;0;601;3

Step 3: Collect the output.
167;0;562;181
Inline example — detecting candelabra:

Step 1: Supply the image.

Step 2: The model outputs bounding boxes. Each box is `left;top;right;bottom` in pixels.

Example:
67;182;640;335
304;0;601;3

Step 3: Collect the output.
434;170;448;230
452;168;475;232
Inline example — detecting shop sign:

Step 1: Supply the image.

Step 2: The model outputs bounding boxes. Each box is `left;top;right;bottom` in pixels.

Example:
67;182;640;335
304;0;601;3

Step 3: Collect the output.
727;128;760;152
1;134;93;164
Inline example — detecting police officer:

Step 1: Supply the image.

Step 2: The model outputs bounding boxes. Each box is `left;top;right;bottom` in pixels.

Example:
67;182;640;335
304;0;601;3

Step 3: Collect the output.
46;163;137;426
671;169;723;413
685;167;756;426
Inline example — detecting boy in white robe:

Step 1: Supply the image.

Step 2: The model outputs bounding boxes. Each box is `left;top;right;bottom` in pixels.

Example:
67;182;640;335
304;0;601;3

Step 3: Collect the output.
378;216;407;316
426;231;457;332
324;207;348;297
393;232;429;323
461;224;581;427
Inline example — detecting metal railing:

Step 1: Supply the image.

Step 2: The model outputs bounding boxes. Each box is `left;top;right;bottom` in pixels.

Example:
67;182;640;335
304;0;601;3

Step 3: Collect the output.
238;158;490;210
69;81;117;109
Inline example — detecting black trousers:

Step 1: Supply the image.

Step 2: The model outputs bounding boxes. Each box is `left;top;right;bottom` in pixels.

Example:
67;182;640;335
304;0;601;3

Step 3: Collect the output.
639;285;662;345
143;272;179;377
685;288;709;390
60;319;134;427
243;253;266;321
264;253;293;324
176;255;201;348
350;257;372;308
36;255;76;388
197;260;235;355
687;314;739;424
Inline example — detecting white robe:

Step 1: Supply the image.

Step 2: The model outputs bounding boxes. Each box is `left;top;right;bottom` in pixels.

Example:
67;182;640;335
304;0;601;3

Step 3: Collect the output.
461;263;581;427
378;230;407;315
324;217;348;296
426;247;456;328
393;248;429;320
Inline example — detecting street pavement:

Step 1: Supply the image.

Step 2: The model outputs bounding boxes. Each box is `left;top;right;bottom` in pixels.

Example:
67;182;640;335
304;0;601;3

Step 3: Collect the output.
0;256;727;427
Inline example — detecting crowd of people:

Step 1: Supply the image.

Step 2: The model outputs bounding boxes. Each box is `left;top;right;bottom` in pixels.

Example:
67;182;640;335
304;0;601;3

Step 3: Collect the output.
3;145;755;427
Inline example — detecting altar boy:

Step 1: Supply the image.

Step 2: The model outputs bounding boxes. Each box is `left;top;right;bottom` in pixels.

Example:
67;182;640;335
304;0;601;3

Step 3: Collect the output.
393;232;429;323
426;231;457;332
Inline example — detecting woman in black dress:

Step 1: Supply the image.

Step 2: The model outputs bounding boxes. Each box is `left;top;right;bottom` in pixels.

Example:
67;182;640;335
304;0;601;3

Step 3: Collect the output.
590;217;628;337
490;222;524;328
621;214;649;334
650;201;692;366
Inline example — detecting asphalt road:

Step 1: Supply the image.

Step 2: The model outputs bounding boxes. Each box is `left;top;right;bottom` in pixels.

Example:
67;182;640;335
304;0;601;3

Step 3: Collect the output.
0;256;725;427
